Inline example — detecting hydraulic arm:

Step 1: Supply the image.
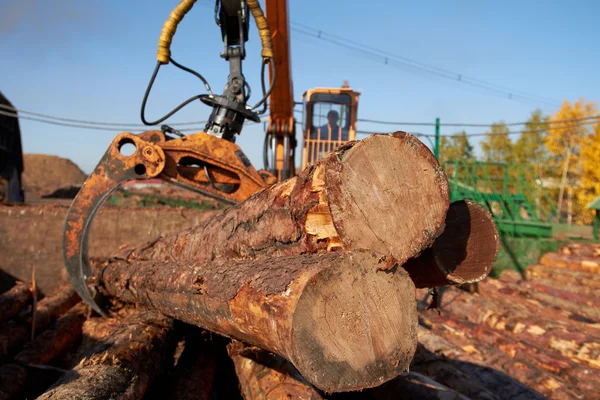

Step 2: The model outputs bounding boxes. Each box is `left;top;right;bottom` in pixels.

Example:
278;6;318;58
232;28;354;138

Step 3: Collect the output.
62;0;280;315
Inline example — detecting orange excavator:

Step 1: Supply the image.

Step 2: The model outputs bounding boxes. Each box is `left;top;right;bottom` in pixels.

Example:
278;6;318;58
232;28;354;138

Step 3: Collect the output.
63;0;361;314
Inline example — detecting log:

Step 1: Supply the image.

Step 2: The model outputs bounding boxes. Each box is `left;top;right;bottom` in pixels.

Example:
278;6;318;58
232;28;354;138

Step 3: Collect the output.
415;327;544;400
94;250;418;393
417;286;600;370
540;252;600;273
37;309;176;400
0;283;81;359
127;132;450;281
502;268;599;299
228;341;324;400
527;264;600;290
367;371;472;400
24;284;81;330
480;276;600;323
402;200;499;288
0;281;31;323
417;294;600;395
499;270;600;309
559;242;600;258
0;304;87;400
418;313;584;400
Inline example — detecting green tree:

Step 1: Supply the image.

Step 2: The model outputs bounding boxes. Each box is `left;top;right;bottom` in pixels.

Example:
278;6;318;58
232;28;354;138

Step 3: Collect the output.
480;122;513;163
438;130;475;165
513;110;550;176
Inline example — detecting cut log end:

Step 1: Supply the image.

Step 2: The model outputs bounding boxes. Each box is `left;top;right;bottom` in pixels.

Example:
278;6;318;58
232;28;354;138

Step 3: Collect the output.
325;132;450;266
433;200;499;283
403;200;499;288
291;251;418;393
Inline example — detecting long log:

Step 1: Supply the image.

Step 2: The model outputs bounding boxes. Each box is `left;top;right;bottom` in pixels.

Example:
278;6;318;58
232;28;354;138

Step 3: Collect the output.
367;371;472;400
559;242;600;258
228;341;324;400
0;304;87;400
540;252;600;273
479;276;600;323
417;286;600;370
37;309;176;400
418;313;583;400
527;264;600;290
502;268;599;299
123;132;451;285
94;250;418;393
417;295;600;395
0;283;81;359
402;200;499;288
0;281;31;323
415;327;544;400
499;270;600;309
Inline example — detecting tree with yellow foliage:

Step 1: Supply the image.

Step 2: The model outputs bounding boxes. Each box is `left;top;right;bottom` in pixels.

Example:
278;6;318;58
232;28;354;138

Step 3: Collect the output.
481;122;513;163
438;130;474;165
513;110;551;177
577;123;600;224
545;99;598;223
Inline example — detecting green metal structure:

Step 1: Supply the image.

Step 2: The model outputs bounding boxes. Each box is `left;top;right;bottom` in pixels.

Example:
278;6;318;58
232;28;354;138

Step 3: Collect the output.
442;160;563;238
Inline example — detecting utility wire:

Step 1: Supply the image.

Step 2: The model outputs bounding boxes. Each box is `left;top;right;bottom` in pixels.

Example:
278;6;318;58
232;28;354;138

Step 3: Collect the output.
291;23;560;107
357;114;600;128
0;104;209;128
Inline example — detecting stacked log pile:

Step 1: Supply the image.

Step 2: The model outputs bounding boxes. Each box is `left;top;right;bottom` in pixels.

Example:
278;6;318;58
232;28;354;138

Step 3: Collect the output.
3;132;597;398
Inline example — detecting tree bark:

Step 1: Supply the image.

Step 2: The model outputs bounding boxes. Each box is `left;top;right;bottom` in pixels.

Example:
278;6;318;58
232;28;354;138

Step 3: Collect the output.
228;341;324;400
540;252;600;273
37;309;176;400
479;275;600;323
124;132;450;281
499;270;600;309
367;371;472;400
402;200;499;288
0;283;80;359
94;250;419;393
0;281;31;323
417;286;600;370
417;292;600;395
0;304;87;400
527;264;600;290
502;268;599;298
559;242;600;258
415;327;544;400
418;312;583;400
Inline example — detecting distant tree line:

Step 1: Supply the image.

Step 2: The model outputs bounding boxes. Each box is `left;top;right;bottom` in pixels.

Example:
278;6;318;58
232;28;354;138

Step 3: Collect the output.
438;99;600;225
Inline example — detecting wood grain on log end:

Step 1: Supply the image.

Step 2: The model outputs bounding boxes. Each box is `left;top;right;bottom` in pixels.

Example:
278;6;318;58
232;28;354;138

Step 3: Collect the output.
291;251;418;393
325;132;450;266
95;250;418;393
403;200;499;288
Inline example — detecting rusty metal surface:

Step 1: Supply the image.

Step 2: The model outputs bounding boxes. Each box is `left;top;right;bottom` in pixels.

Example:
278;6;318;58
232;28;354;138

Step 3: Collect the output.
63;130;275;315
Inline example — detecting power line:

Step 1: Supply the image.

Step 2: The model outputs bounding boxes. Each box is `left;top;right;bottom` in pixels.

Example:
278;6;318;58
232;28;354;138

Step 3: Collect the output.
290;23;560;107
357;114;600;128
0;104;208;128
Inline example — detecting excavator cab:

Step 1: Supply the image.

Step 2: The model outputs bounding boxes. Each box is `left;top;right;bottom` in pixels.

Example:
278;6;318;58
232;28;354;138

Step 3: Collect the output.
300;84;360;170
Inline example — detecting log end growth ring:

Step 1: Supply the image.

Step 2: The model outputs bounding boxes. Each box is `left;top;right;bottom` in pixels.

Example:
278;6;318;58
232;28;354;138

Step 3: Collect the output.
325;132;450;265
291;251;418;393
433;200;500;284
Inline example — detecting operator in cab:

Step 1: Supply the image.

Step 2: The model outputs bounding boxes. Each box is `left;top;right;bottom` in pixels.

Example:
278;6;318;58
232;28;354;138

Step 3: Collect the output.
312;110;348;141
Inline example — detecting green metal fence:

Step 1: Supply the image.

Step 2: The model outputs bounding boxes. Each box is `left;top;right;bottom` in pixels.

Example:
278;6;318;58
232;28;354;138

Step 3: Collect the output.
442;160;563;238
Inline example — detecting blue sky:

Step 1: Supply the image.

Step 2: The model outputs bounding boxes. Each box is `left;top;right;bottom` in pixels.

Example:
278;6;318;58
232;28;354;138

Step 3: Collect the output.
2;0;599;174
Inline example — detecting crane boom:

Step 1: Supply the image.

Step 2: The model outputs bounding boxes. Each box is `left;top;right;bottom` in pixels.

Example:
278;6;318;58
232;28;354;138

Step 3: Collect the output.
264;0;296;180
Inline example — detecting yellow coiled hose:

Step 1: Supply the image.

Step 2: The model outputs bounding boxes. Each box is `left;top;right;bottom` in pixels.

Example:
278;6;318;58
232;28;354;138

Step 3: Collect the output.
156;0;273;65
